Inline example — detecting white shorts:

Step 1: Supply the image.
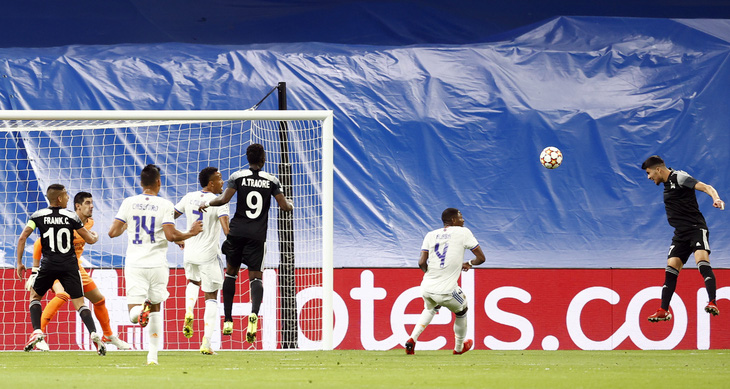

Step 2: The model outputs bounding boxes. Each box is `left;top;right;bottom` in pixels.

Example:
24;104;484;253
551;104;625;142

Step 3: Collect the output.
124;266;170;305
422;286;468;314
184;260;224;293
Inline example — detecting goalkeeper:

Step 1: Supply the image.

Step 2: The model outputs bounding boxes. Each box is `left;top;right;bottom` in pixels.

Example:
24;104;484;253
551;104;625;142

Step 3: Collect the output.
199;143;293;344
32;192;131;351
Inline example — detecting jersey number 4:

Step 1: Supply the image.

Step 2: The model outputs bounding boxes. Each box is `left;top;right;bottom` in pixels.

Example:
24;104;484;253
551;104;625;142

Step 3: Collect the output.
132;215;156;244
435;242;449;268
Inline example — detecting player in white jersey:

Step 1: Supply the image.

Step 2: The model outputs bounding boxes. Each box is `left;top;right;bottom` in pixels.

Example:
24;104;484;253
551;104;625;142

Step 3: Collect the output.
174;167;230;354
405;208;485;355
108;164;202;365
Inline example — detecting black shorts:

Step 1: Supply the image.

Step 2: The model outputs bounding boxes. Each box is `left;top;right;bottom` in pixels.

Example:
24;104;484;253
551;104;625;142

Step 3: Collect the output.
32;267;84;299
222;235;266;272
668;228;711;264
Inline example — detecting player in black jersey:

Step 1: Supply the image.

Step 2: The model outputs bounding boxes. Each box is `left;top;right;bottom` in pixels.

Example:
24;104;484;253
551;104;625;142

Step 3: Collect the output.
641;156;725;322
15;184;106;355
200;143;293;343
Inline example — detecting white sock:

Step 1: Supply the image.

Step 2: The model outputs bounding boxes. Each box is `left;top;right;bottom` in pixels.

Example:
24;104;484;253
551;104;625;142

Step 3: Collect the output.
410;308;436;341
453;314;467;352
203;299;218;341
147;312;163;361
129;305;142;324
185;283;200;313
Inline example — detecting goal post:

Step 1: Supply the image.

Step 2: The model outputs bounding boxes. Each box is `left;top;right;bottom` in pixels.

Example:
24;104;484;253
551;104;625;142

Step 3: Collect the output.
0;109;334;351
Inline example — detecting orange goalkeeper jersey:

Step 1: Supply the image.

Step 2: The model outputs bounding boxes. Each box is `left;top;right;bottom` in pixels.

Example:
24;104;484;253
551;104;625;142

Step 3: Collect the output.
33;217;94;264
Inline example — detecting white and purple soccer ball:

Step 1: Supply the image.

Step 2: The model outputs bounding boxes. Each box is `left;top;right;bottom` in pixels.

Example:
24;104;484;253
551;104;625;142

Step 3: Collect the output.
539;146;563;169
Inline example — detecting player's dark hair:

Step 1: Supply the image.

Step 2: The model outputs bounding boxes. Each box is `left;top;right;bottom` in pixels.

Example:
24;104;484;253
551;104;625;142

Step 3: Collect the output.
199;167;219;188
140;164;161;187
46;183;65;201
441;208;460;225
641;155;665;170
246;143;265;166
74;191;92;206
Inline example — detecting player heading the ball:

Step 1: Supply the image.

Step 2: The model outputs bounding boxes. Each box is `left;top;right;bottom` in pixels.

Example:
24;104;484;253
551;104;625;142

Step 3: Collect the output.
641;155;724;322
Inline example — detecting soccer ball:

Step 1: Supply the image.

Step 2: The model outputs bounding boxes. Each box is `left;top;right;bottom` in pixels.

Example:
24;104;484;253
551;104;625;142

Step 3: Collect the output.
539;146;563;169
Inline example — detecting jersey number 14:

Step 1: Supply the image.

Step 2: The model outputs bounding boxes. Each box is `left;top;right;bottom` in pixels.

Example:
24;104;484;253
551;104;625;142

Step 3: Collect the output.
132;215;156;244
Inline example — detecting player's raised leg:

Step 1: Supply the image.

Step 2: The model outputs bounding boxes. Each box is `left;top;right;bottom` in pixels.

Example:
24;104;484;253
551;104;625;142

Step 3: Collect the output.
247;273;264;343
40;281;70;334
222;267;238;335
406;299;439;355
83;287;131;350
183;281;200;338
649;262;680;322
698;259;719;316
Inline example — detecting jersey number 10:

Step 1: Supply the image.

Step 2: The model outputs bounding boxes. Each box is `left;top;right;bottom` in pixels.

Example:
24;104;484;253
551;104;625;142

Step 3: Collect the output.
42;227;73;254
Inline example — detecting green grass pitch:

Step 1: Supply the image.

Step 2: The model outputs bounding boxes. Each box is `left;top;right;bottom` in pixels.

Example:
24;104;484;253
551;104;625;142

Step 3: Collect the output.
1;350;728;388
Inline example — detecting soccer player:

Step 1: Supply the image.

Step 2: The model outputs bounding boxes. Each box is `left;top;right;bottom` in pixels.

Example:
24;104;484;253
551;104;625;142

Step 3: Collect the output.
174;167;230;355
32;192;131;351
16;184;106;355
108;164;202;365
199;143;293;343
641;155;725;322
404;208;485;355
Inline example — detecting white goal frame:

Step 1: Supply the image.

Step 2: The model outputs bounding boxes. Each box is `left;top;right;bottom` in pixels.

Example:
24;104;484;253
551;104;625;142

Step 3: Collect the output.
0;109;334;351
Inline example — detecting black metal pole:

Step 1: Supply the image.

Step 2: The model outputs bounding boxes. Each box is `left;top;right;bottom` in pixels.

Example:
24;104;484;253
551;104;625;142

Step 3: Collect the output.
276;82;298;349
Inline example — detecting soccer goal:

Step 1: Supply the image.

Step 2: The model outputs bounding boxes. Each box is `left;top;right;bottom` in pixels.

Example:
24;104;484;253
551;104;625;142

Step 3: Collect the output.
0;110;334;352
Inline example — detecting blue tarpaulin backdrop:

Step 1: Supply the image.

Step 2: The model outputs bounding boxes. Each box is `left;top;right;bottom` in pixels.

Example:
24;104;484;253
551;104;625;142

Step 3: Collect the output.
1;17;728;268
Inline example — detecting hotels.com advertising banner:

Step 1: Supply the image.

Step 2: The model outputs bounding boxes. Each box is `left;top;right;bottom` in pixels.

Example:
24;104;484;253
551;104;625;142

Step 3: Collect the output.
1;268;728;351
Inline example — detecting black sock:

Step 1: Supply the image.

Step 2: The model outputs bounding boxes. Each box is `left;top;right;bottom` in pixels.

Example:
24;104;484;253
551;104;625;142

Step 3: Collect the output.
661;266;680;310
698;261;717;302
250;278;263;315
223;273;237;322
78;306;97;334
30;300;42;331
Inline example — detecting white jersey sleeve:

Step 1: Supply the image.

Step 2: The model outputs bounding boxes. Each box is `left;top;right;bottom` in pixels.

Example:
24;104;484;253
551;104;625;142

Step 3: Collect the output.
116;194;175;268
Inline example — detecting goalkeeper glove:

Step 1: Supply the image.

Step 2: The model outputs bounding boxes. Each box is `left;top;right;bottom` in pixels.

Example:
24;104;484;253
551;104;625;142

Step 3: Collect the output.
25;267;39;291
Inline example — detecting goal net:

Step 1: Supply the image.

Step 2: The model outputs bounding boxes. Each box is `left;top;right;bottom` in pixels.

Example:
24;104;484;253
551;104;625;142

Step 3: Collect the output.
0;110;334;352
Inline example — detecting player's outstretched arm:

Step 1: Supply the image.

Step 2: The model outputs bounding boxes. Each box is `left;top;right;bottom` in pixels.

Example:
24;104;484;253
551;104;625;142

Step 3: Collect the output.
108;219;127;238
200;188;236;212
15;226;33;280
695;182;725;209
274;193;294;211
162;220;203;242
